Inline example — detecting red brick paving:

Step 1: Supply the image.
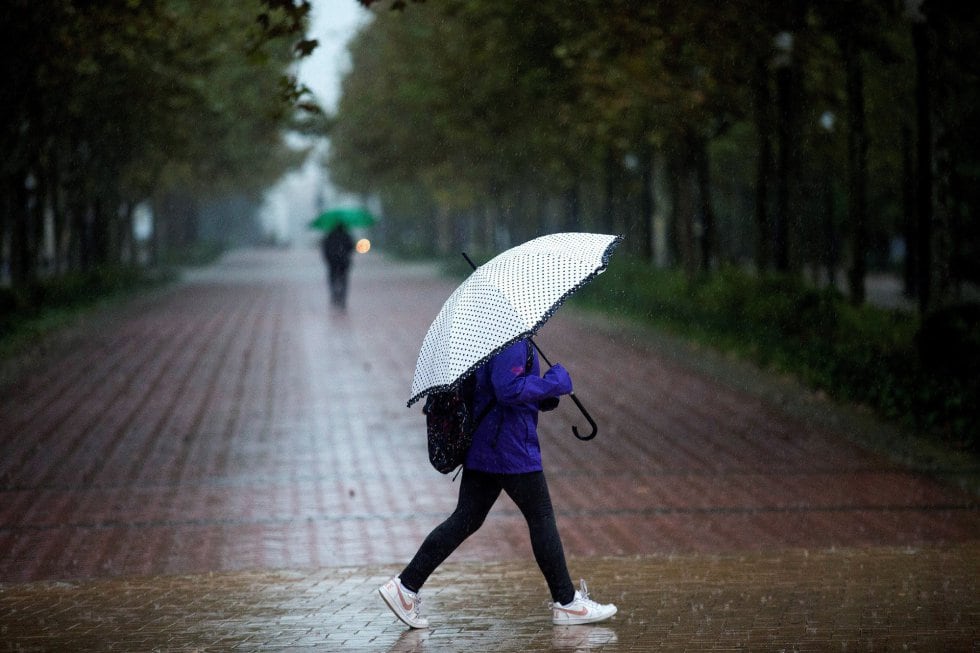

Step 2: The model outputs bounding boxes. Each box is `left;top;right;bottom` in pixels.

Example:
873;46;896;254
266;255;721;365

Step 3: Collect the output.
0;246;976;585
1;246;979;651
1;546;976;651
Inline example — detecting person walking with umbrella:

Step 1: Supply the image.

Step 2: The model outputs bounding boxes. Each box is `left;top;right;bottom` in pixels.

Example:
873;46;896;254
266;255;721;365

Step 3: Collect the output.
320;224;354;308
310;207;375;308
379;233;621;629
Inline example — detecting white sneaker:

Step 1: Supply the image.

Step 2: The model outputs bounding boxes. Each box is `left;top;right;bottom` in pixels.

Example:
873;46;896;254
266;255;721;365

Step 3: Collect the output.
379;576;429;629
552;580;617;625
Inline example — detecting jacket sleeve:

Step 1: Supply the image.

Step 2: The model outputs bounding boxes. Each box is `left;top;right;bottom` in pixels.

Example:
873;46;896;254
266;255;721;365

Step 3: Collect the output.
489;342;573;405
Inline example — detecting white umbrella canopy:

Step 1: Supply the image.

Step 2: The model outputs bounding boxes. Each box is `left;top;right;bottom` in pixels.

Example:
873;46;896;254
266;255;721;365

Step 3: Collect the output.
408;232;623;408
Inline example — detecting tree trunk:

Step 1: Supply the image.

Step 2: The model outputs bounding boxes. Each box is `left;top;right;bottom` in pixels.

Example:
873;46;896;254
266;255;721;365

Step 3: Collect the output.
75;202;93;272
773;2;807;274
91;198;111;266
822;168;839;289
49;154;68;275
9;173;33;286
774;58;796;272
637;141;655;262
119;202;135;266
931;99;954;309
844;37;868;305
671;149;698;280
601;148;617;234
480;200;495;254
753;56;773;272
435;204;452;256
665;159;680;268
912;19;932;315
902;125;917;298
695;134;716;273
563;177;581;233
30;169;47;277
0;187;7;285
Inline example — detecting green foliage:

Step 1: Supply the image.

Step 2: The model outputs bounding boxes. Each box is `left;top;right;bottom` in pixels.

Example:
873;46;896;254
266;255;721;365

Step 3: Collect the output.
329;2;595;222
576;259;978;452
1;0;315;286
331;0;980;308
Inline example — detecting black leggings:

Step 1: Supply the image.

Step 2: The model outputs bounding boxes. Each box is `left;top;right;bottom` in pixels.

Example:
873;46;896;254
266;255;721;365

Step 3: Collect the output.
399;469;576;605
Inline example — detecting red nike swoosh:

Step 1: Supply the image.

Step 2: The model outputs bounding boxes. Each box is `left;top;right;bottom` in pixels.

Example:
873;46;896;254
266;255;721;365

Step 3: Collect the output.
555;606;590;617
396;585;414;611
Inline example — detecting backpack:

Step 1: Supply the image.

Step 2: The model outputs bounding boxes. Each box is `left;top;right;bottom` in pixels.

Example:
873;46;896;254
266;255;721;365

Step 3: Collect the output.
423;342;533;475
422;374;490;474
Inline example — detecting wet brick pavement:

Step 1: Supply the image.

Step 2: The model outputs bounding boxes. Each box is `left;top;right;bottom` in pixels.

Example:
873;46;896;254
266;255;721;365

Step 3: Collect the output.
0;246;977;651
2;545;977;652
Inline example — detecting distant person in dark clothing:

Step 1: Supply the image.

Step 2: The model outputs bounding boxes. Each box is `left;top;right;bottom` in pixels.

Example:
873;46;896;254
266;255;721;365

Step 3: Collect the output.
320;225;355;308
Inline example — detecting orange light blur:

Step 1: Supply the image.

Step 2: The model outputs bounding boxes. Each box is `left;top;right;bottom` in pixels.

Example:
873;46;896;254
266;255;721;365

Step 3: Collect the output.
356;238;371;254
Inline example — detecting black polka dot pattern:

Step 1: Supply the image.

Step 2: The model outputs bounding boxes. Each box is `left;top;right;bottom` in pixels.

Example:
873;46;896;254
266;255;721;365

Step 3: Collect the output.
408;232;623;407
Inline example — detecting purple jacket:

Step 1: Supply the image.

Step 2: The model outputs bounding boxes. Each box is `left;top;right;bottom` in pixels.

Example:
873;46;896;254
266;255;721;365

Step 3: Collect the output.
464;340;573;474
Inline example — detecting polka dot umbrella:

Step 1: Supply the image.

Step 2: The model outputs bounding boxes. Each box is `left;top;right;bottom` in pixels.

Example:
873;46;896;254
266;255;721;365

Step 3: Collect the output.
408;232;623;439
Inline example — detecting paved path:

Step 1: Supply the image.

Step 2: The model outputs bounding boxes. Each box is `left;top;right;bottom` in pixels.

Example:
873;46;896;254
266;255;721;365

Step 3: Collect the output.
2;546;976;651
0;246;977;651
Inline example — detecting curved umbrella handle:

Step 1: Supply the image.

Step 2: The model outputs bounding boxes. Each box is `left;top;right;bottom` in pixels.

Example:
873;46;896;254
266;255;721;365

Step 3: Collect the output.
528;335;599;441
568;393;598;440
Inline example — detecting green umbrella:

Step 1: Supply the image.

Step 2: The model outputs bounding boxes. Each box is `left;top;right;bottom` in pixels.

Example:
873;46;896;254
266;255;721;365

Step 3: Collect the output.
309;207;376;231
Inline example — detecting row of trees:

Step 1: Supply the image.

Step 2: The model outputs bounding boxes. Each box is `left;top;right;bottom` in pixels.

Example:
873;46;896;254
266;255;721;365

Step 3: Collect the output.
0;0;317;288
332;0;979;314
